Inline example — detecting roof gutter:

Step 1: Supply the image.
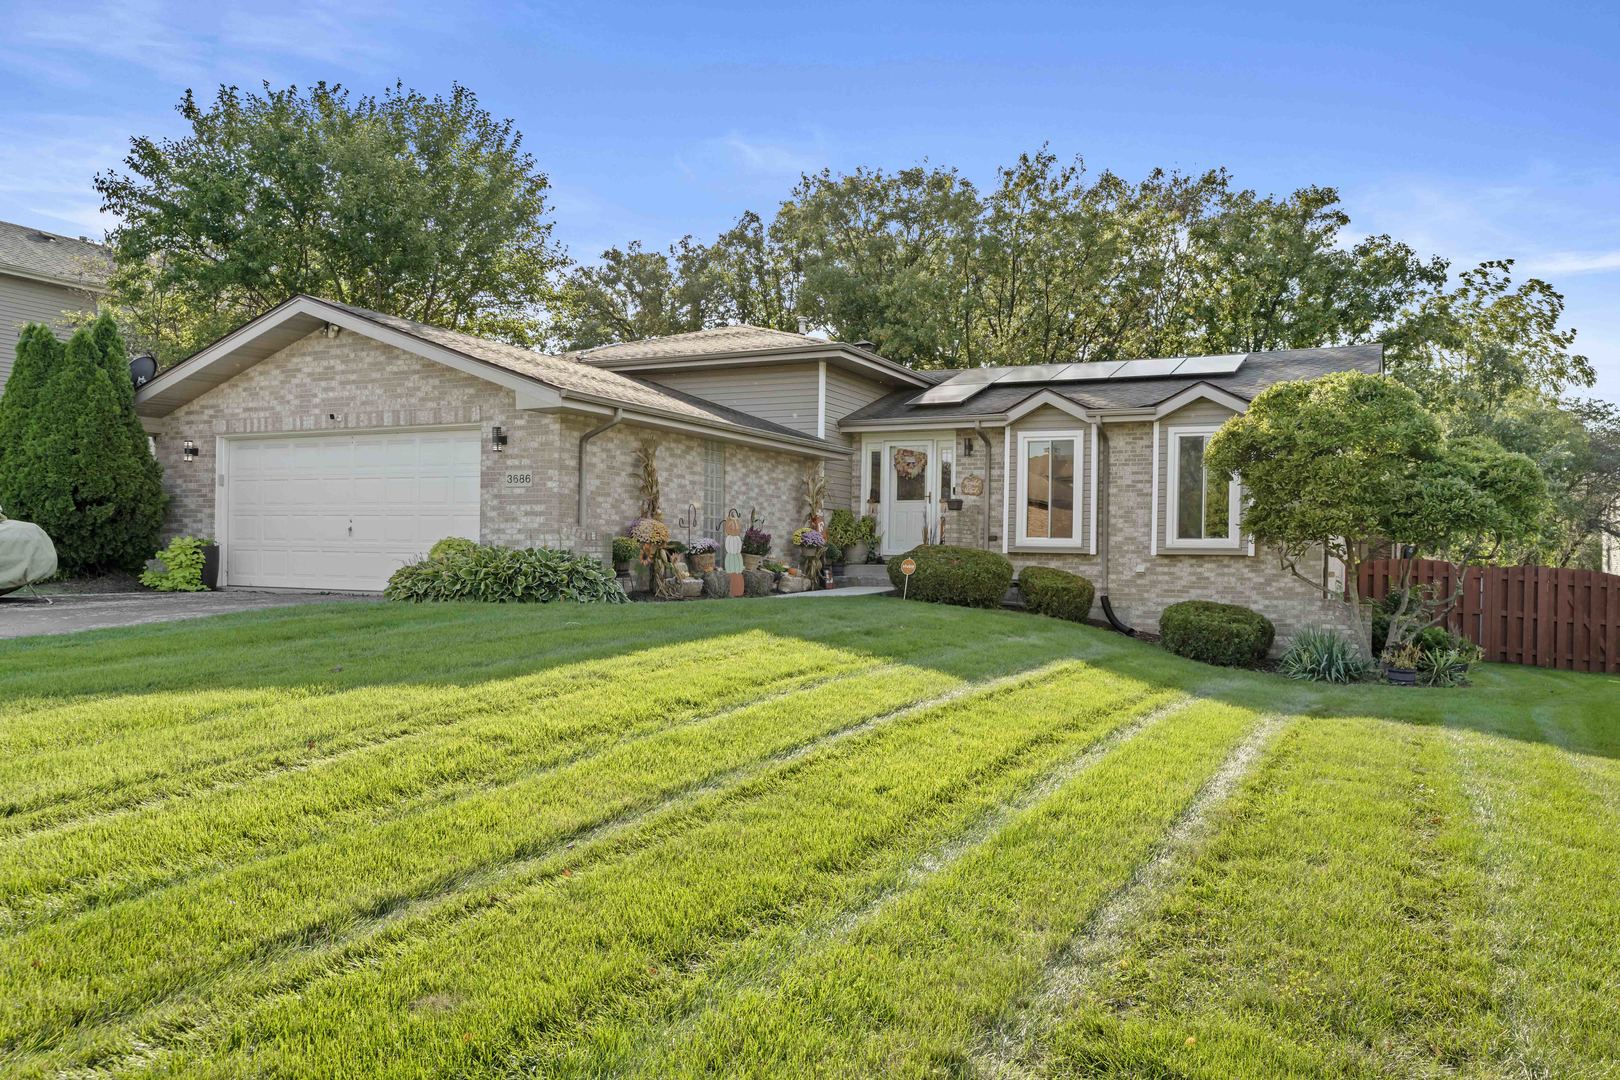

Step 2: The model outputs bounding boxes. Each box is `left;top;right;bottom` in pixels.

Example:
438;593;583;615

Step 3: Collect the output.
556;390;849;459
577;409;625;525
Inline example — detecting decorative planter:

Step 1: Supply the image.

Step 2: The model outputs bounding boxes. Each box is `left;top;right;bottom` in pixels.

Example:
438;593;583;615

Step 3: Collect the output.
742;553;765;571
843;543;868;566
630;561;652;593
689;552;716;573
1383;665;1417;686
945;498;964;511
200;542;220;590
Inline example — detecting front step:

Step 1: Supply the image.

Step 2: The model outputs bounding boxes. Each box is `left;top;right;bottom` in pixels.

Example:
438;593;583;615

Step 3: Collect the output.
836;563;892;588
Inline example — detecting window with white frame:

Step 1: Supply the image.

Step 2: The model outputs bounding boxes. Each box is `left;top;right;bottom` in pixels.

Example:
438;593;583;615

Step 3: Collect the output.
1015;431;1082;546
1166;426;1240;548
702;440;726;536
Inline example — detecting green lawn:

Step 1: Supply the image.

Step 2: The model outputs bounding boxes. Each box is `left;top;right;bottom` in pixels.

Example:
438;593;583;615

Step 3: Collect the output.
1;599;1616;1079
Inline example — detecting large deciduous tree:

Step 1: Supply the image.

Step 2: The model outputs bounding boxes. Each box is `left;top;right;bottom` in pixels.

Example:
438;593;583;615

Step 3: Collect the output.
1206;372;1544;658
96;82;565;363
0;316;166;573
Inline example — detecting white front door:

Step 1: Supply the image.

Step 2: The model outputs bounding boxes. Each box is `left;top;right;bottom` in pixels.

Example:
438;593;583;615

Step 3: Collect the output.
882;440;935;554
221;429;481;591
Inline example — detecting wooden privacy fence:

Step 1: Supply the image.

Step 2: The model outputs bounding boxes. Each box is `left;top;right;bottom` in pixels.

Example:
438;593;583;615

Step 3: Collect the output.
1359;559;1620;673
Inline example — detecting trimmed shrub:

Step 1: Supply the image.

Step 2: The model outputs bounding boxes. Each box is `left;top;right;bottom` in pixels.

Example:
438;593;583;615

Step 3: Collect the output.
1017;566;1095;623
1278;628;1367;683
1159;600;1275;667
385;543;625;604
888;545;1013;608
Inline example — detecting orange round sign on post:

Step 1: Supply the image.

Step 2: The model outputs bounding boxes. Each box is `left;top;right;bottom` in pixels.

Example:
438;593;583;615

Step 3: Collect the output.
899;557;917;599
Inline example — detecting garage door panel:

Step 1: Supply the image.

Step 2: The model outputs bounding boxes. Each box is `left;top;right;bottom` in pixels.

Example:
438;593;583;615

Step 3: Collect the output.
225;429;481;591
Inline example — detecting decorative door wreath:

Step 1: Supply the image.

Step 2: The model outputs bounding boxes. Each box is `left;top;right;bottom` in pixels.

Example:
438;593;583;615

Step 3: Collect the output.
892;447;928;480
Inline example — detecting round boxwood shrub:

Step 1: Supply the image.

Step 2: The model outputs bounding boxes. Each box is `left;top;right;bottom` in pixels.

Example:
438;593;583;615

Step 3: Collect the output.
1159;600;1275;667
888;545;1013;608
1017;566;1095;623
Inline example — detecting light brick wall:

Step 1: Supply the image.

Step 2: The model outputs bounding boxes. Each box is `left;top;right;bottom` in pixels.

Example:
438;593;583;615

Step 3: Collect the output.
153;329;819;564
872;420;1355;652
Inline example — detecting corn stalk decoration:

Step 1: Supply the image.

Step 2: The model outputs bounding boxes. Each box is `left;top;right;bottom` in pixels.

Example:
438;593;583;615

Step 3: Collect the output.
634;438;662;521
802;464;826;530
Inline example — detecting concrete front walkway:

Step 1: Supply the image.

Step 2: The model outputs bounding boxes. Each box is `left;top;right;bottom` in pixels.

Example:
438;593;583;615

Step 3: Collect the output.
0;589;377;639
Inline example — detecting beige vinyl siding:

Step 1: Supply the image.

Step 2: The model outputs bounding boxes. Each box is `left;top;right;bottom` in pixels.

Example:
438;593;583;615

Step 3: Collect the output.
823;366;894;512
0;274;98;389
1155;399;1243;553
644;364;821;436
1007;405;1093;553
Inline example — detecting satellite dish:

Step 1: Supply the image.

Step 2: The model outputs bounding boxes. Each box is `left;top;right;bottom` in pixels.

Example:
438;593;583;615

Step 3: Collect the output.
129;354;158;389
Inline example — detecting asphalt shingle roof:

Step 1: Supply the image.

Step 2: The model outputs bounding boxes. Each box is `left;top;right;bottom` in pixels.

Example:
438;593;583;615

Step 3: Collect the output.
313;299;837;447
0;220;110;287
840;346;1384;424
572;324;824;362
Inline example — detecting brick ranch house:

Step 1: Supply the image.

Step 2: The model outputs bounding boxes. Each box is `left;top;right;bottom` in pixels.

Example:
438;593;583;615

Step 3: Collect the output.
134;294;1366;644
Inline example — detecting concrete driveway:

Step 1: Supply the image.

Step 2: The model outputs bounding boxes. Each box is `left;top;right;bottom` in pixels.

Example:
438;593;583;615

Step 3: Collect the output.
0;590;378;639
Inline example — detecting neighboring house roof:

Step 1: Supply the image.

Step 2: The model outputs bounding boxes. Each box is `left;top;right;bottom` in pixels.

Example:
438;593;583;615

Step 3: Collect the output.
839;345;1384;427
0;220;111;291
572;323;932;389
571;325;823;361
134;295;848;457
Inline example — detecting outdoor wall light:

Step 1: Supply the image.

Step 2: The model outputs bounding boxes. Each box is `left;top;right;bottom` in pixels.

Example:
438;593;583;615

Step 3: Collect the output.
490;425;508;452
962;437;974;456
182;439;199;461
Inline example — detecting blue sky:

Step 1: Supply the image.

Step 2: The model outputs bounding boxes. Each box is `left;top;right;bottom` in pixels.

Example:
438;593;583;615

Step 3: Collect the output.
2;0;1617;400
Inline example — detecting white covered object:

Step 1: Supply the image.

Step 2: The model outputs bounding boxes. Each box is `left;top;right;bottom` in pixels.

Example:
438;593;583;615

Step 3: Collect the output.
0;518;58;595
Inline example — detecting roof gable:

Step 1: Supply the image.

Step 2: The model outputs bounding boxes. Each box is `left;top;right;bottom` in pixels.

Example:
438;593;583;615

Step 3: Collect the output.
134;296;845;455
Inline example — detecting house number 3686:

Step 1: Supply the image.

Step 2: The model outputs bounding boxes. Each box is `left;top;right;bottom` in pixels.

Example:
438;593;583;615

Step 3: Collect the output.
502;472;534;489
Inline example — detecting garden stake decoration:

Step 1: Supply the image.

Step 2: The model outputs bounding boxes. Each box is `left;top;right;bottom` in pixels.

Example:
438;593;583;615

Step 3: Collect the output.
676;502;701;545
723;510;745;597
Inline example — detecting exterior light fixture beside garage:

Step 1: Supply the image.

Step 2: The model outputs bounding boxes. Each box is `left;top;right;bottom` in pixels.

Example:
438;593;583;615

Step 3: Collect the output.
490;425;507;452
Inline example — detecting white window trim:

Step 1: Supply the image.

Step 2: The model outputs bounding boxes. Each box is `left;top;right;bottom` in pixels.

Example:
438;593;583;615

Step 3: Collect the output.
1014;429;1086;549
1164;424;1243;551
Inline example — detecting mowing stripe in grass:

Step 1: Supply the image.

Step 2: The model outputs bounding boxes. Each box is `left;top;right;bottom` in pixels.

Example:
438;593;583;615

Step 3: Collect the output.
519;693;1200;1078
972;712;1285;1079
1029;716;1504;1079
2;646;1077;1066
609;699;1266;1080
1446;720;1620;1078
10;653;1098;1079
0;628;831;826
0;642;908;926
120;664;1168;1079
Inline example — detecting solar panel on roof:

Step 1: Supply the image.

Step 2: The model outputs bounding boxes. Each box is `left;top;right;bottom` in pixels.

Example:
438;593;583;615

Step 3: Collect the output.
1105;357;1186;380
1170;354;1248;376
910;367;1000;405
991;363;1075;385
1060;361;1124;380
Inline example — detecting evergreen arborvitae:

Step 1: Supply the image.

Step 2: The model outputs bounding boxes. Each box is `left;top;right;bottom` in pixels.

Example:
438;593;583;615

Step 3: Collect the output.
0;318;167;573
0;324;64;492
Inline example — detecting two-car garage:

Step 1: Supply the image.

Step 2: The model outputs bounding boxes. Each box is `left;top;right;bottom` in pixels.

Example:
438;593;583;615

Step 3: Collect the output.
218;429;480;591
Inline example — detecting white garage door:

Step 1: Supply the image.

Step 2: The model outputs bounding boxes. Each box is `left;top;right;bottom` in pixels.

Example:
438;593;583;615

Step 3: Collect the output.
223;429;481;591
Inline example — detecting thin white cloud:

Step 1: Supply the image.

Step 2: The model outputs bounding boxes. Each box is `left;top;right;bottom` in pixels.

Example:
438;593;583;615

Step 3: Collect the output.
712;133;825;178
1520;250;1620;277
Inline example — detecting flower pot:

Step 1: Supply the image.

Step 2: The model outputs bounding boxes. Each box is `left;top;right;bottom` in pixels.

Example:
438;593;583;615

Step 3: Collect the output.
742;553;764;571
1383;665;1417;686
689;552;716;573
844;543;868;566
631;561;652;593
199;542;220;590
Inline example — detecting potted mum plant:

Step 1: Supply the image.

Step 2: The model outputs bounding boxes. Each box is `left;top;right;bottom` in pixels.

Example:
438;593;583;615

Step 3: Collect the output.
688;537;718;573
1381;640;1424;686
741;527;772;571
792;526;826;586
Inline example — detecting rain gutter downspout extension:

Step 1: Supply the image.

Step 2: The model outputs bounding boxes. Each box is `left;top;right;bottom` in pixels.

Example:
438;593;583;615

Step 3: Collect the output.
974;421;994;549
1096;424;1136;636
577;409;624;525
